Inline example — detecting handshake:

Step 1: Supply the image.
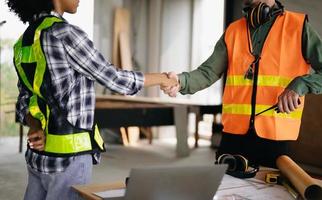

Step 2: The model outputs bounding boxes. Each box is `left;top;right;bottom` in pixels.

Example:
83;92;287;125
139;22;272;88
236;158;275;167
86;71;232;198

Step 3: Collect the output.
160;72;180;97
145;72;180;97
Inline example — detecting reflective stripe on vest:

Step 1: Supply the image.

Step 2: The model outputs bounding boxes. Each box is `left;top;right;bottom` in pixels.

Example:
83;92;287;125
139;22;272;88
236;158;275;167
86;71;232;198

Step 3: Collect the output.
223;11;310;140
222;104;303;119
14;17;105;154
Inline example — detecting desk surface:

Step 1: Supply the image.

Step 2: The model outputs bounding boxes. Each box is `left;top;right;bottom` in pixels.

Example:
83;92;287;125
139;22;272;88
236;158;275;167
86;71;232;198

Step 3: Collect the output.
73;182;125;200
96;95;208;107
74;169;322;200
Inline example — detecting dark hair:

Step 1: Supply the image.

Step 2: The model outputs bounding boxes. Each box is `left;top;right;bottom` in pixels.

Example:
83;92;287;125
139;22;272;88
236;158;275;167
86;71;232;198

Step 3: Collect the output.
6;0;54;24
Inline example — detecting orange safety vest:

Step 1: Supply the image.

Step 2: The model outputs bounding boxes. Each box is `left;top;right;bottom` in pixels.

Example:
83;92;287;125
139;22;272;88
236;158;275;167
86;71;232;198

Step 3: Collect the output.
222;11;310;141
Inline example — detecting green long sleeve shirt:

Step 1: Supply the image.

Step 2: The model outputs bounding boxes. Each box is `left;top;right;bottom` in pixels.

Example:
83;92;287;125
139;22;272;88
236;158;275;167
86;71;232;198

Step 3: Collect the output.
179;13;322;97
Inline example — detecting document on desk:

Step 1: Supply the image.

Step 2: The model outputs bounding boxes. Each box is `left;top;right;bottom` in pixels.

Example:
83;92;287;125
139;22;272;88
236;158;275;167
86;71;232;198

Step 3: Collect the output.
93;188;126;199
214;174;295;200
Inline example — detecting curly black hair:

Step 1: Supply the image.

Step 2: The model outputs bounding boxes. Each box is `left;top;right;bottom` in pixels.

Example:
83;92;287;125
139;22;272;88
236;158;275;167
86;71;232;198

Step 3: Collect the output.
6;0;54;24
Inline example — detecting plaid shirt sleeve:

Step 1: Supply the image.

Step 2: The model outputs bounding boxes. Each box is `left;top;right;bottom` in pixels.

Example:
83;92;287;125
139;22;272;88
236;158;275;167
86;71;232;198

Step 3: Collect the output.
16;80;31;125
52;23;144;95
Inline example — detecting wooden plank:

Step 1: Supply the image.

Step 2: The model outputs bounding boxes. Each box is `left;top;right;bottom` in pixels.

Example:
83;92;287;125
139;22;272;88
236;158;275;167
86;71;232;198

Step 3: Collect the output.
119;32;133;70
120;127;129;146
112;8;132;70
73;182;125;200
96;95;206;106
112;8;136;146
95;101;172;109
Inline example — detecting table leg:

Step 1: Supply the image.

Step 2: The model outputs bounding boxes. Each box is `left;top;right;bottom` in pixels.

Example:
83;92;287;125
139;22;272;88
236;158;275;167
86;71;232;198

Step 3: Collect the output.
174;106;190;157
195;111;201;148
120;127;129;146
19;124;23;153
189;106;201;148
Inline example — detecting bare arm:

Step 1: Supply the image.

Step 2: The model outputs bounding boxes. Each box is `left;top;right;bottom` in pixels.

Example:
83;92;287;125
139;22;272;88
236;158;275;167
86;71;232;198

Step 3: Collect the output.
144;73;178;88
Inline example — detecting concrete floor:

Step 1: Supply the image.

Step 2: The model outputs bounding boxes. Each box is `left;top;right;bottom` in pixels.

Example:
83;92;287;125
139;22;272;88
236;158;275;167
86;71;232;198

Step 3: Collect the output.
0;136;216;200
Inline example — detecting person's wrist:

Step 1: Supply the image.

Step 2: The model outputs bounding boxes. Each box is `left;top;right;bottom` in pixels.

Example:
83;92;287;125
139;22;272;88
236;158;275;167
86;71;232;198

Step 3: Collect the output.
176;74;180;86
29;126;42;132
161;73;169;85
30;120;42;130
177;73;185;91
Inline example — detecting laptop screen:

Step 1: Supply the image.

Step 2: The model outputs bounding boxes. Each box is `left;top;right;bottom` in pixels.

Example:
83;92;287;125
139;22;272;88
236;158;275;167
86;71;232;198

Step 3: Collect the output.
124;165;227;200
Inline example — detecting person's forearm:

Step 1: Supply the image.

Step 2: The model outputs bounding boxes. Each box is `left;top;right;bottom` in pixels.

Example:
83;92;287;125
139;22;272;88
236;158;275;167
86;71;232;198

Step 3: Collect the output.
287;73;322;96
16;81;32;125
144;73;177;87
290;21;322;96
25;113;42;130
179;70;222;95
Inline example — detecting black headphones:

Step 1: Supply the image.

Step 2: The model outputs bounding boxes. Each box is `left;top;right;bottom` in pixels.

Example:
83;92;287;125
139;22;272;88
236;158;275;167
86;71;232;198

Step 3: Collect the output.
243;0;284;28
215;154;259;179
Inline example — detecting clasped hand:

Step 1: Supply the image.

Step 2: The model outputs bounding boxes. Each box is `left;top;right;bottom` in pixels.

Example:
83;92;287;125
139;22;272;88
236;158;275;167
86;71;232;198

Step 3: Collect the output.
161;72;178;88
161;72;180;97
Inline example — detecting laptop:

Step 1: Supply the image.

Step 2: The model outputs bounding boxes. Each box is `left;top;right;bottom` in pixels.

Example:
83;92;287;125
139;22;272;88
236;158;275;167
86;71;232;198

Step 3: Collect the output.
103;165;227;200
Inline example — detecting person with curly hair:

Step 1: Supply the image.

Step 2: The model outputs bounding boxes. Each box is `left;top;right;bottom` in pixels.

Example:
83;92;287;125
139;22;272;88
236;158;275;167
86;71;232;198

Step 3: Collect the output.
7;0;178;199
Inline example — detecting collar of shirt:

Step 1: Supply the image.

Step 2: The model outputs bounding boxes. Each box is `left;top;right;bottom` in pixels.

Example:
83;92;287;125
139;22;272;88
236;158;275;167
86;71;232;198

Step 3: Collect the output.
32;11;65;22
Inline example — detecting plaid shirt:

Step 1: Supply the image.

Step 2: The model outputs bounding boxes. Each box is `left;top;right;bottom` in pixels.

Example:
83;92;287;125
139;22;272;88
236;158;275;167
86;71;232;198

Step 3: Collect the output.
16;12;144;173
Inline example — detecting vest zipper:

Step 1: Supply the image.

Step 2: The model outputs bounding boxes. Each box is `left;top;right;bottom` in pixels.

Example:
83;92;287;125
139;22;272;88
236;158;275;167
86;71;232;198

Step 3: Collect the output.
245;16;278;132
250;56;260;129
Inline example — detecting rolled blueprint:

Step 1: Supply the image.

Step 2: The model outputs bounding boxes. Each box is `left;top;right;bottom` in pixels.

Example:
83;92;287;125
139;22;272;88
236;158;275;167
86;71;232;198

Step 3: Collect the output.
276;155;322;200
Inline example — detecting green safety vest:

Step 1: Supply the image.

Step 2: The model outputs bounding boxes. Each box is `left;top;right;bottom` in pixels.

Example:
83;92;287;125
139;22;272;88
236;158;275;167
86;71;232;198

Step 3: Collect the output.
14;16;105;156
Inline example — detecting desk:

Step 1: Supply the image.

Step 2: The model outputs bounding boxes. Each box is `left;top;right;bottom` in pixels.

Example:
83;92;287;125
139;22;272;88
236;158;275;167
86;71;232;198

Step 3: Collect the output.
73;182;126;200
17;95;221;157
95;95;220;157
74;169;317;200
